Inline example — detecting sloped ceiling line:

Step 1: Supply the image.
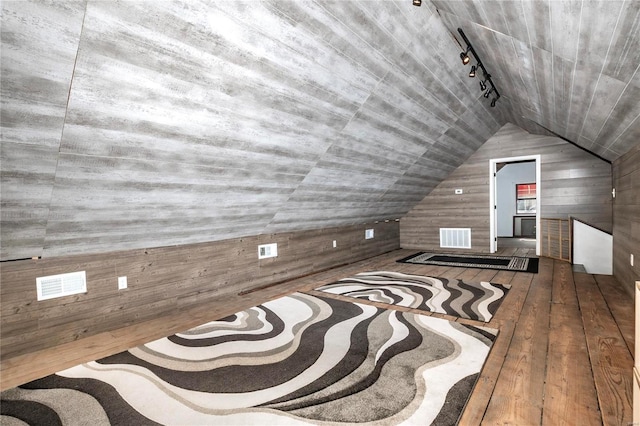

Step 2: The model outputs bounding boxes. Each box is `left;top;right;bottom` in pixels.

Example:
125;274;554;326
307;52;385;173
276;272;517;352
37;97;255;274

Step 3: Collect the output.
599;63;640;150
43;0;90;257
574;1;625;143
265;0;504;233
0;0;88;260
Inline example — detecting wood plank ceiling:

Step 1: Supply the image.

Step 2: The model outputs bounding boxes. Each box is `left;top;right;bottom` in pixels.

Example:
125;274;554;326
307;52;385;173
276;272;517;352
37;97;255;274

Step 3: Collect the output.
433;0;640;159
1;0;638;261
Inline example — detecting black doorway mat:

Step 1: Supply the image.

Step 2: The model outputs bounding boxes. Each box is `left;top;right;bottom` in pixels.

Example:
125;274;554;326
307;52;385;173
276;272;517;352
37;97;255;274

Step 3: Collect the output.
397;252;539;273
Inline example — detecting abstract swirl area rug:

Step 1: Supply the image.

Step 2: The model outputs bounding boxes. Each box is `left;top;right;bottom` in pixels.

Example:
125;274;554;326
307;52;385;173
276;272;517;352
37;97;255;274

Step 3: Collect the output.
1;292;497;426
316;271;510;322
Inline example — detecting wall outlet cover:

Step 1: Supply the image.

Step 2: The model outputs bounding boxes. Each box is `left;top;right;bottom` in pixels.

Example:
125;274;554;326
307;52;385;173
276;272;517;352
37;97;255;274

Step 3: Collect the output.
333;240;337;248
118;276;127;290
258;243;278;259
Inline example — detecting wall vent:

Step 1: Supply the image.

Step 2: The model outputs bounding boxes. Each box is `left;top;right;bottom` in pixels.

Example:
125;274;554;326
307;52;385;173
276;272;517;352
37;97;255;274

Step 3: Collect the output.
439;228;471;249
36;271;87;301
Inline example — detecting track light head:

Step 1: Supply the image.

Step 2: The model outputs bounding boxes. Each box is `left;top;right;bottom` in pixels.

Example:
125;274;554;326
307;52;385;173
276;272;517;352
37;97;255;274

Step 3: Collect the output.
457;28;500;107
412;0;421;6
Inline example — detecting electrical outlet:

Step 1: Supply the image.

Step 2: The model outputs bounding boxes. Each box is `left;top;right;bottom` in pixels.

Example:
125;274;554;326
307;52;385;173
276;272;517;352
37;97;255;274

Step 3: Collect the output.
365;229;374;239
455;189;463;195
333;240;337;248
631;254;635;267
118;276;127;290
258;243;278;259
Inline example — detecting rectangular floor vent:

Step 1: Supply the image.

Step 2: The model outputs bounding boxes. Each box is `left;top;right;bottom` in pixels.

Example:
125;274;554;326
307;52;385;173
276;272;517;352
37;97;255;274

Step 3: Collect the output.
439;228;471;249
36;271;87;301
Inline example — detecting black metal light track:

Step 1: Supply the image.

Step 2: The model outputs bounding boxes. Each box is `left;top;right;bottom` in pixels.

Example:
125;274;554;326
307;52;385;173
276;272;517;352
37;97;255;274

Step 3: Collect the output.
457;28;500;107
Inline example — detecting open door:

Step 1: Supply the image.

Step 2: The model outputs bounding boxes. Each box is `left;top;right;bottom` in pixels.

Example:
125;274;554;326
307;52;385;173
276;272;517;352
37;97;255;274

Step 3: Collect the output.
489;155;541;256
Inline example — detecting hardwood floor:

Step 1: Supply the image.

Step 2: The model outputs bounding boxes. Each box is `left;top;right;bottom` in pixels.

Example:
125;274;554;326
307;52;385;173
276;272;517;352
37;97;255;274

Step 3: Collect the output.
1;249;633;425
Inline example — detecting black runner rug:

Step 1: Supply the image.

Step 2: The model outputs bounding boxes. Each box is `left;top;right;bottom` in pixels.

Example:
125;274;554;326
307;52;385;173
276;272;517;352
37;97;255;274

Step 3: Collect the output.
398;252;539;273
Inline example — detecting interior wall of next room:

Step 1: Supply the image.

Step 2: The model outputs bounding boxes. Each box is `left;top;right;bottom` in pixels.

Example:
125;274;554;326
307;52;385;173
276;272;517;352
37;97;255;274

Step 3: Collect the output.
400;123;612;253
497;162;537;237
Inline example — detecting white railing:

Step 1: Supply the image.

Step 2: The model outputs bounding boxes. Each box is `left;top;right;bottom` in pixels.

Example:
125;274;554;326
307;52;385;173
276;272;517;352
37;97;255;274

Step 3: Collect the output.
571;217;612;275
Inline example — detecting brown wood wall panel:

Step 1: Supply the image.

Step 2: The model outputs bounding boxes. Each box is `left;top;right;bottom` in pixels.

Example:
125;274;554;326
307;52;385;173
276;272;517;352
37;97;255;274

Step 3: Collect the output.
0;222;399;359
612;144;640;296
400;123;612;252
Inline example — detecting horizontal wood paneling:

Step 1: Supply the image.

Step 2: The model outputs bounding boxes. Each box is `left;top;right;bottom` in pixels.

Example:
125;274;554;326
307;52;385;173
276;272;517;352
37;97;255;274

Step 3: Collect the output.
612;143;640;296
0;1;85;260
0;222;399;360
0;1;503;261
400;123;612;252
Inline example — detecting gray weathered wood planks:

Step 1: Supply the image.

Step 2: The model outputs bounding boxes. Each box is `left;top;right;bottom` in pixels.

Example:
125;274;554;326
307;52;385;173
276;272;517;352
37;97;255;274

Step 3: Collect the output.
612;143;640;296
433;0;640;160
3;1;638;262
0;0;505;261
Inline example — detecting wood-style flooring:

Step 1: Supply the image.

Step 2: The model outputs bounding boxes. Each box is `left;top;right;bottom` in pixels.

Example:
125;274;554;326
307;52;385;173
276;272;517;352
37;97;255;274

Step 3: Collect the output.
1;248;634;425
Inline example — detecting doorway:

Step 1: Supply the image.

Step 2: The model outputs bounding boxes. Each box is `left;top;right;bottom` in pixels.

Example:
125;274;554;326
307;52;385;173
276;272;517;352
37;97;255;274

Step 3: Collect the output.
489;155;541;255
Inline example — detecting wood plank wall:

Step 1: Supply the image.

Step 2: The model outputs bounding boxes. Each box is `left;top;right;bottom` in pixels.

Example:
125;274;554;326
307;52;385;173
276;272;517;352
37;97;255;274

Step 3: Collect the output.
434;1;640;164
1;0;502;262
540;218;571;262
612;143;640;296
400;123;612;252
0;222;399;360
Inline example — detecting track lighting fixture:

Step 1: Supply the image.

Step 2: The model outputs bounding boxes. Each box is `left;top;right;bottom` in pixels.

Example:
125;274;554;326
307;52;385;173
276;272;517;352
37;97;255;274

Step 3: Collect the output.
412;0;421;6
456;28;500;107
460;47;471;65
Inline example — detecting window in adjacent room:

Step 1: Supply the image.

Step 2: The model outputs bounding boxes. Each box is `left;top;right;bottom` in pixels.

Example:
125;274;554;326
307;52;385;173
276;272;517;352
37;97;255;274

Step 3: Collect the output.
516;183;536;214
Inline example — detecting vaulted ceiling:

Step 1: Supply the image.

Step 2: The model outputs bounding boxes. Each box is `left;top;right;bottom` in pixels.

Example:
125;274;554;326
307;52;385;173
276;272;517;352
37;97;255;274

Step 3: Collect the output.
434;0;640;160
1;1;638;261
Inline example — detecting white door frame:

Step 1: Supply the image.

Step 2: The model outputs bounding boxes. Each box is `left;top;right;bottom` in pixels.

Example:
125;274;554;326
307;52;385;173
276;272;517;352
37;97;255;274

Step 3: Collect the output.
489;154;541;256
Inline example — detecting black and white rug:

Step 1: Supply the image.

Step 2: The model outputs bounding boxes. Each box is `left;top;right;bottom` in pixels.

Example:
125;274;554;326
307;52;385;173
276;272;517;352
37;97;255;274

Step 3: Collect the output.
398;252;539;273
1;292;497;425
316;271;510;322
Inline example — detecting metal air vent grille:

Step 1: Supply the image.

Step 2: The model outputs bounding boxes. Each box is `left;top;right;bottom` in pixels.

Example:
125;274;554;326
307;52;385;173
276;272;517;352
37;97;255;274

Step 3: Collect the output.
36;271;87;301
